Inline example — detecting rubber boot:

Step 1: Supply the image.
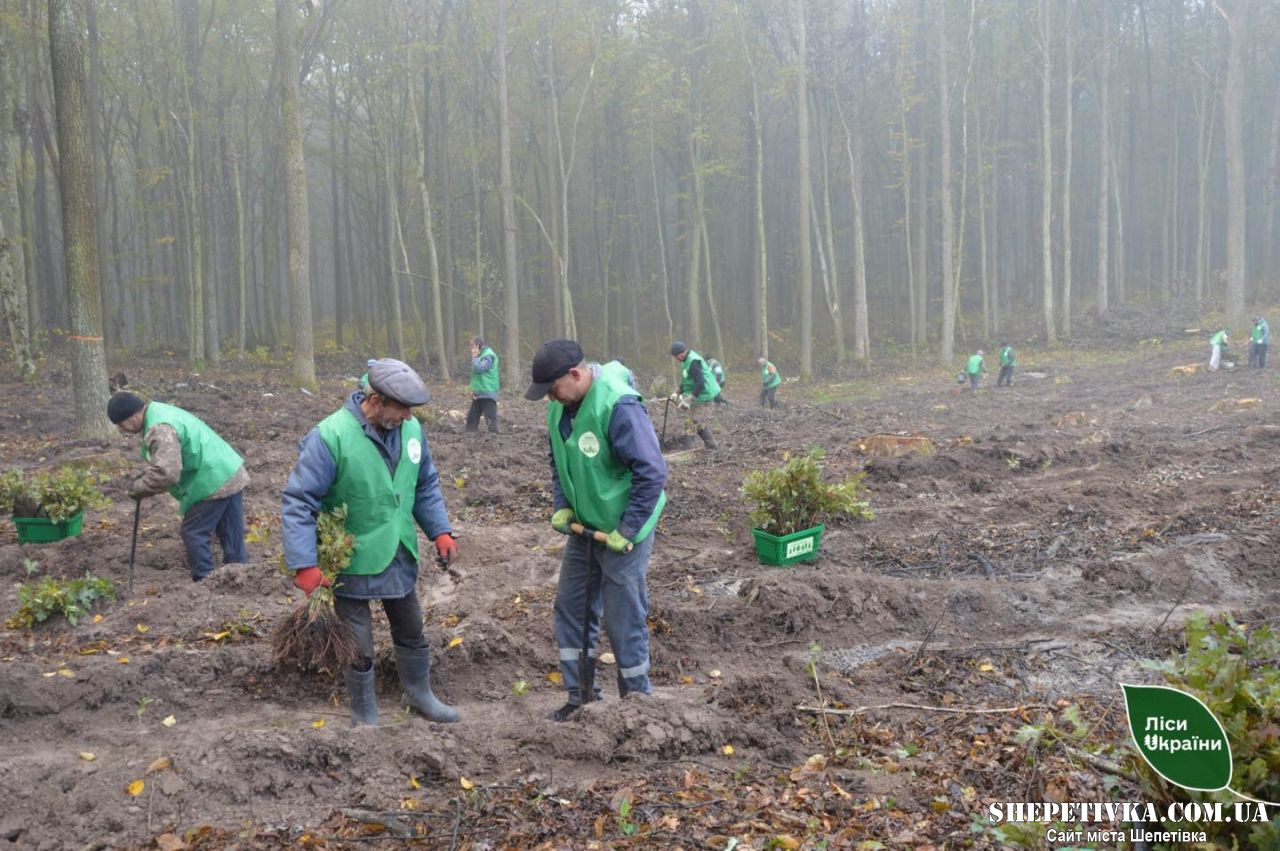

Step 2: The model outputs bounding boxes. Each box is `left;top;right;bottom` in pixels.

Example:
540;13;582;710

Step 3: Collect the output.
394;645;460;723
345;666;379;727
697;426;718;450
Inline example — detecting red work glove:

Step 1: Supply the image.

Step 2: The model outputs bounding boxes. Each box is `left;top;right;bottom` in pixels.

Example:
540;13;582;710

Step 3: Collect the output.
433;533;459;567
293;566;330;596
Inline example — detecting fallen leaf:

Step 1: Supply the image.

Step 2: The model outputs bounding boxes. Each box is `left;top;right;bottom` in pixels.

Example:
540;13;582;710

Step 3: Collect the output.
312;719;325;729
722;744;735;756
155;833;187;851
547;671;563;685
136;624;150;634
162;715;177;728
709;669;722;679
117;657;130;664
146;756;172;774
598;651;616;665
512;680;530;696
204;631;231;641
448;636;464;649
78;752;96;762
91;614;104;624
460;776;475;790
978;663;995;673
409;774;421;790
126;779;145;796
42;671;57;678
680;676;695;685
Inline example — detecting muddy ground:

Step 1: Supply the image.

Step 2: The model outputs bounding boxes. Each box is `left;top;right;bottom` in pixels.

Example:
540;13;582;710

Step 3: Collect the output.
1;338;1278;849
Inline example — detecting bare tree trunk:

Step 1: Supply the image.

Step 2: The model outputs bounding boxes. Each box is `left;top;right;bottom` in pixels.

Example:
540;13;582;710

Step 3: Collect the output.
1096;0;1110;314
1264;69;1280;286
382;150;405;359
276;0;315;387
230;145;246;355
649;126;675;378
1222;0;1251;326
699;216;725;366
496;0;521;386
938;0;956;365
796;0;812;379
407;64;450;380
816;104;845;365
1039;0;1056;343
0;21;34;378
836;99;869;366
326;64;345;349
736;3;768;358
49;0;110;436
1061;0;1074;338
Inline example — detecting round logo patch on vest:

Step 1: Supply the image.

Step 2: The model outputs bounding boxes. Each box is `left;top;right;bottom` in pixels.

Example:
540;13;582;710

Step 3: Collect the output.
577;431;601;458
407;438;423;464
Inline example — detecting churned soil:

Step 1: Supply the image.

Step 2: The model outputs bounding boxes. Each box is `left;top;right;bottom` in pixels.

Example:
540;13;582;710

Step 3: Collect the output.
1;342;1277;848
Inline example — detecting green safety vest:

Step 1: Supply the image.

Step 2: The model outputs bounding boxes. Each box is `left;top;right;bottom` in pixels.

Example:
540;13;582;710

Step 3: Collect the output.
761;361;782;388
140;402;243;516
316;407;423;576
469;346;500;394
1211;330;1226;346
547;362;666;542
999;346;1015;367
1252;325;1264;343
965;354;984;375
679;350;721;403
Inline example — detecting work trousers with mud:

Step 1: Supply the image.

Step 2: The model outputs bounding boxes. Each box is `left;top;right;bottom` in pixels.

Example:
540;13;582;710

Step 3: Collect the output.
997;365;1014;387
1250;342;1268;368
759;385;779;408
553;531;654;705
335;592;428;672
466;397;499;433
180;490;248;581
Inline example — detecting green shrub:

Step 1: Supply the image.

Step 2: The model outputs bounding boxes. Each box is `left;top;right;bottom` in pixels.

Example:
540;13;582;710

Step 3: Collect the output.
6;572;116;628
0;466;110;522
1134;614;1280;846
742;448;872;537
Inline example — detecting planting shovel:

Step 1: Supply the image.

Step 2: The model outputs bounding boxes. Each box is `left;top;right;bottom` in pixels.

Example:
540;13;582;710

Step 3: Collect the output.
126;498;142;597
659;397;671;451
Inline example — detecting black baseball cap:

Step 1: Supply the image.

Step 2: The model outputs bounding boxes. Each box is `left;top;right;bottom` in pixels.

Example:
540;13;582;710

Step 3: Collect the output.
525;339;584;400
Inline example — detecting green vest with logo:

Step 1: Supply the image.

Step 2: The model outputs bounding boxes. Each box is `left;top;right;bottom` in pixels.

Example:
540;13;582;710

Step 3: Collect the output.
316;407;423;576
965;354;984;375
680;350;721;403
469;347;500;394
140;402;243;515
547;362;666;542
761;361;782;388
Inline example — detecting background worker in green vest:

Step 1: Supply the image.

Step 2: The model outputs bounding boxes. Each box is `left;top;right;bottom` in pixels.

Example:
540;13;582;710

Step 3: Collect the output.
1209;329;1229;371
524;339;668;721
669;340;720;449
1250;317;1269;368
466;336;500;433
965;349;986;391
281;358;460;727
996;342;1016;387
758;357;781;408
107;392;249;582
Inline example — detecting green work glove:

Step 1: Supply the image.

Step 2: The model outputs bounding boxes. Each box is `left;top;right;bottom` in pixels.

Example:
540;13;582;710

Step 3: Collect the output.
551;508;575;535
605;529;631;553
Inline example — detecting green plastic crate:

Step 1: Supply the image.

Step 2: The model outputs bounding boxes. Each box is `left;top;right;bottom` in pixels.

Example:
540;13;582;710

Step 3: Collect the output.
751;524;824;566
13;511;85;544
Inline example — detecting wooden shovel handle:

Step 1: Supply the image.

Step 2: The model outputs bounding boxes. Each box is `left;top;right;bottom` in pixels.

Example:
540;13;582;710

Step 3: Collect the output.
568;522;633;553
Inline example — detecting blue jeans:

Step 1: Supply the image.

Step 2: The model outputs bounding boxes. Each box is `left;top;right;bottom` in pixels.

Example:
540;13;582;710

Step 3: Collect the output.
553;531;654;704
180;490;248;581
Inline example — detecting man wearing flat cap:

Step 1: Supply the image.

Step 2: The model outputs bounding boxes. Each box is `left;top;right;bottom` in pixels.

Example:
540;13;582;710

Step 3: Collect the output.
107;392;249;582
282;357;460;726
668;340;720;449
526;340;668;721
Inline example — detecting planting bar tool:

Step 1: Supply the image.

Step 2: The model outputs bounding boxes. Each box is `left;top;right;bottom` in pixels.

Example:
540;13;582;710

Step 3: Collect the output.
660;397;671;450
127;498;142;596
568;521;633;553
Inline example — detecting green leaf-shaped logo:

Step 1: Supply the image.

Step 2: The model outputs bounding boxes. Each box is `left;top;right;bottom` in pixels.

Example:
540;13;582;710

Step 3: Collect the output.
1122;683;1232;792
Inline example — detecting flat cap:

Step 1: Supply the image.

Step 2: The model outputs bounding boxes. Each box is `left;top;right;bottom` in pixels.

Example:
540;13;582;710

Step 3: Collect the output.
366;358;430;406
525;339;584;400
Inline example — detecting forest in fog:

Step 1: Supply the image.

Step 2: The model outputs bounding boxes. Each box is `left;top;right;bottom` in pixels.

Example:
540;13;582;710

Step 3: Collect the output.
1;0;1279;415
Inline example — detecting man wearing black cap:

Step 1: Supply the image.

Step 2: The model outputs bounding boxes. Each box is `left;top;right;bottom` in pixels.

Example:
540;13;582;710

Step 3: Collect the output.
526;340;668;721
669;341;720;449
281;357;460;726
107;392;249;582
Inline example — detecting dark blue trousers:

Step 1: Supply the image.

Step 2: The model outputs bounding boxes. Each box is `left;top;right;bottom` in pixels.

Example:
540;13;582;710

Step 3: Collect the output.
180;490;248;581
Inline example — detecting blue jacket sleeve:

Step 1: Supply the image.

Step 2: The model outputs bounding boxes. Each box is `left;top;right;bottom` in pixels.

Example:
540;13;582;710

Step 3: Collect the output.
548;437;570;513
281;430;337;570
472;354;495;374
412;438;453;539
608;397;668;541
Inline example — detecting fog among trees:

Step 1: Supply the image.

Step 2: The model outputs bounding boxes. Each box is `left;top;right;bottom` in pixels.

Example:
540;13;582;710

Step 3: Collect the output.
2;0;1279;421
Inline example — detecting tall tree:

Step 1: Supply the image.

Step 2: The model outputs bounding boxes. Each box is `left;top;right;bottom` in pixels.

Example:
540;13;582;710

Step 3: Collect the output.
1096;0;1110;315
496;0;520;387
1038;0;1056;343
0;13;34;378
276;0;316;387
49;0;110;436
1221;0;1250;327
938;0;956;364
795;0;812;379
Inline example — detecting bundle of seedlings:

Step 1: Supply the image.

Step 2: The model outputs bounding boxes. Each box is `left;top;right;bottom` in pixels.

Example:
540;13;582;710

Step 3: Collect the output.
271;505;358;674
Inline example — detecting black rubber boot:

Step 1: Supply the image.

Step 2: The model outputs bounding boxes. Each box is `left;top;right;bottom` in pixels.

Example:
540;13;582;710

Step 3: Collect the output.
697;426;718;450
395;645;460;723
345;666;379;727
